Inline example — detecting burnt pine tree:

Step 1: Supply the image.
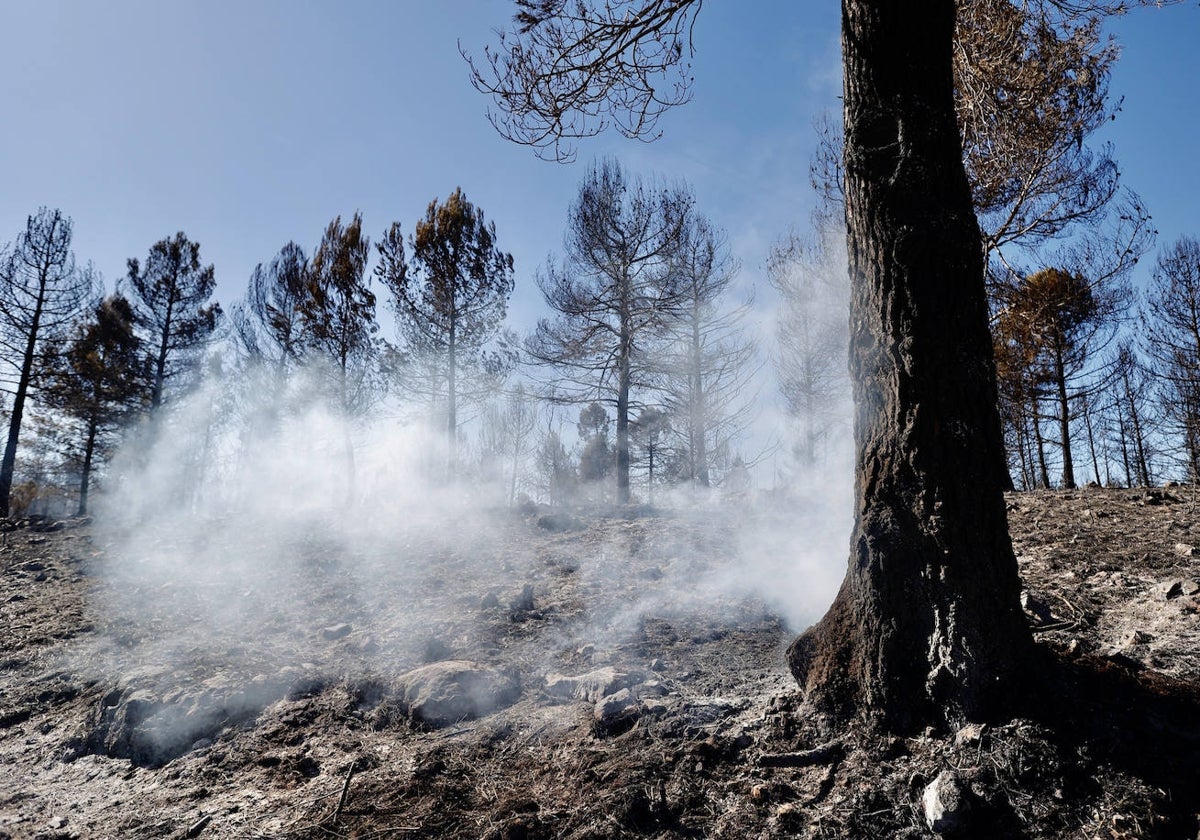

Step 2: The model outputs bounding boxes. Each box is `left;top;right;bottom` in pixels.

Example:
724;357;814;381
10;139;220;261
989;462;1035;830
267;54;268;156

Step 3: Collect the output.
37;296;146;514
1142;236;1200;481
298;213;378;501
768;224;852;472
995;268;1100;489
230;241;309;375
123;232;221;410
469;0;1039;729
376;189;515;477
655;213;757;488
0;208;95;516
527;159;690;504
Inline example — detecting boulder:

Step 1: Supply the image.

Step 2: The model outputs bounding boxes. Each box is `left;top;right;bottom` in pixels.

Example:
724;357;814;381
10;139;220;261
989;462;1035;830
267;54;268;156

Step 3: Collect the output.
593;688;641;736
395;661;520;727
543;667;640;704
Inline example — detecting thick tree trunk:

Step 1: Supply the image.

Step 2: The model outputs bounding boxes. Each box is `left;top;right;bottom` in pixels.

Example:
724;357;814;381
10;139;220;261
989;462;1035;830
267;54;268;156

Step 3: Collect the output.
787;0;1033;732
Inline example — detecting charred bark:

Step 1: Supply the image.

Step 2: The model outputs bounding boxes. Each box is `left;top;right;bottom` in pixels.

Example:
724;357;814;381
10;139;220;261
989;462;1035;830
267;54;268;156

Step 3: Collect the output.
787;0;1033;732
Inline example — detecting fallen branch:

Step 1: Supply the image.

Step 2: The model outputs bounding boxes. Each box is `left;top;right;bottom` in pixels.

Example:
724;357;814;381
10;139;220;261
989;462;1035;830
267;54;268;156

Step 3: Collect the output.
757;741;844;768
185;813;212;838
334;760;357;823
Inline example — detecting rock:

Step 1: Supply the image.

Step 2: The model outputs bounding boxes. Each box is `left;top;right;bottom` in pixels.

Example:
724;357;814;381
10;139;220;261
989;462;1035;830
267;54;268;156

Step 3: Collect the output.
1152;579;1184;601
85;680;287;767
480;591;500;609
593;688;641;736
320;623;352;641
954;723;986;748
648;657;666;672
1182;580;1200;596
395;661;520;727
923;770;973;836
509;584;535;613
543;667;640;704
1122;629;1153;647
536;512;581;532
1174;543;1195;558
1020;590;1053;623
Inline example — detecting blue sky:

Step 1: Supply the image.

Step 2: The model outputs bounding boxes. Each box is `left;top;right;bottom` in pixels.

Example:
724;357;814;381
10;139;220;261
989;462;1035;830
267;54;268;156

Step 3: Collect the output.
0;1;1196;337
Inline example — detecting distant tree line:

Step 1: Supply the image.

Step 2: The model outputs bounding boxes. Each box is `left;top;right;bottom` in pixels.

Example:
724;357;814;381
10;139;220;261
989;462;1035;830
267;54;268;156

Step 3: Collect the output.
0;172;764;517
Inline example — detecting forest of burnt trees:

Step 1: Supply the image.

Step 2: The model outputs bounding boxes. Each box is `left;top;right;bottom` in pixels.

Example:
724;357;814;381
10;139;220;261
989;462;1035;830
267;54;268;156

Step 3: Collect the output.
2;2;1199;525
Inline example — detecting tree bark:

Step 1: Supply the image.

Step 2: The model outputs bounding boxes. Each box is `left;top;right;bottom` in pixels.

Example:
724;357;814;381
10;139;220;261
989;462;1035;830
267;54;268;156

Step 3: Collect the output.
786;0;1033;732
0;276;47;518
78;416;98;516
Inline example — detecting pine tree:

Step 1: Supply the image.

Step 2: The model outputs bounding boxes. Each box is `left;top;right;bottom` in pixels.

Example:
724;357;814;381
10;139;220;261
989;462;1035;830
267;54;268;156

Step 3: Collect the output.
298;213;379;503
123;232;221;410
377;189;515;477
527;159;690;503
37;296;146;514
0;208;96;516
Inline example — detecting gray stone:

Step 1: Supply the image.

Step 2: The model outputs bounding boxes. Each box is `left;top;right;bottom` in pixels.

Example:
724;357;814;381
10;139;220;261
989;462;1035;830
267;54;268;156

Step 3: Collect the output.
543;667;640;704
1122;629;1152;647
509;584;535;612
593;688;641;736
395;660;520;727
320;623;352;641
923;770;973;836
1152;579;1184;601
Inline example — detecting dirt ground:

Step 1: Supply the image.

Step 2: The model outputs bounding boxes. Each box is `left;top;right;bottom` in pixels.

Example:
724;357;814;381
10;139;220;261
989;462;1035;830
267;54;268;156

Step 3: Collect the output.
2;487;1199;839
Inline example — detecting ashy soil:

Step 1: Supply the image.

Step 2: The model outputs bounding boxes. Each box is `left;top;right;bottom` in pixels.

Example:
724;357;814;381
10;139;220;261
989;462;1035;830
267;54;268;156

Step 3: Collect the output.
2;487;1199;839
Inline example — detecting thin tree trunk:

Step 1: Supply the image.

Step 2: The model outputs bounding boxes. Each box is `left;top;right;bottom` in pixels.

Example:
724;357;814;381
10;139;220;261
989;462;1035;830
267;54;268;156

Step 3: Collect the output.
1053;339;1075;489
1116;413;1133;488
1081;394;1102;486
787;0;1032;731
448;321;458;482
1127;388;1151;487
616;272;632;505
1032;394;1051;488
0;287;46;517
1015;406;1033;490
151;289;176;411
691;303;709;486
78;417;99;516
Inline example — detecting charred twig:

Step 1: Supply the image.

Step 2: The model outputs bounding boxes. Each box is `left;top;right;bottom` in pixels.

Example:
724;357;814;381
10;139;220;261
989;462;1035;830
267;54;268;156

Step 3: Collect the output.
185;813;212;838
333;760;357;823
756;741;844;768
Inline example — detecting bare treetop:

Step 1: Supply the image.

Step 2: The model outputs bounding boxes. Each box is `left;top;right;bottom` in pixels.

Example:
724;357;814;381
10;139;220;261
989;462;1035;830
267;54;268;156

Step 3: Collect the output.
465;0;702;162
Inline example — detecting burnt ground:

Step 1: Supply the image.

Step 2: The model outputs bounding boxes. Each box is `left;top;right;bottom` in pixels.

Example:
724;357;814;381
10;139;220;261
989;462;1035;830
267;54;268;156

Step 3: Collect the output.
1;487;1199;839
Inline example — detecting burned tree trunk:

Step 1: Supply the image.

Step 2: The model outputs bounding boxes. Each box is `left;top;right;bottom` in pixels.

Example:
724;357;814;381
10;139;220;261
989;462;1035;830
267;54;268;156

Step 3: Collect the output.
787;0;1033;732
